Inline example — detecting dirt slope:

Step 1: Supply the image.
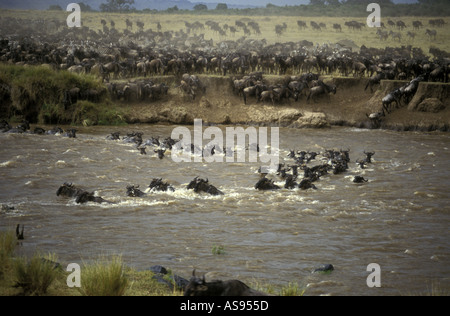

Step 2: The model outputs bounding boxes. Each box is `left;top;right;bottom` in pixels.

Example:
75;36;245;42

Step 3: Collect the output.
122;75;450;132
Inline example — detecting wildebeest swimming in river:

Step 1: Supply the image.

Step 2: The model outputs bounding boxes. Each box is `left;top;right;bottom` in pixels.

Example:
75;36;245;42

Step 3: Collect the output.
57;183;113;204
255;176;280;191
187;177;223;196
2;120;30;134
353;176;368;183
149;178;175;192
127;179;175;198
126;185;146;197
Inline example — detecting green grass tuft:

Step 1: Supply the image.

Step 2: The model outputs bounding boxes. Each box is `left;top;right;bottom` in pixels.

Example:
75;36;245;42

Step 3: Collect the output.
77;255;129;296
0;230;17;280
13;253;60;296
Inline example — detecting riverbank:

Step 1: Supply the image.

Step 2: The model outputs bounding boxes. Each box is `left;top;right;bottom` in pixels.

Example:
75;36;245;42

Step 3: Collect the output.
1;64;449;132
122;75;450;132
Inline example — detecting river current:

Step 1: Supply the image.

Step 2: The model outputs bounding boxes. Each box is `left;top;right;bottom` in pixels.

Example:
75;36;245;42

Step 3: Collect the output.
0;125;449;296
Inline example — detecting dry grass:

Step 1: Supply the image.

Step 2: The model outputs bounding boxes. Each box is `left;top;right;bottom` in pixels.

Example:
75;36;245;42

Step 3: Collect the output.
13;253;61;296
0;230;16;280
77;255;129;296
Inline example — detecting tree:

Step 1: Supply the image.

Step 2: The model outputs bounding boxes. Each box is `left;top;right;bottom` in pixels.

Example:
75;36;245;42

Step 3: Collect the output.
216;3;228;10
309;0;325;5
194;4;208;11
326;0;341;5
78;2;93;12
48;5;63;11
342;0;392;4
166;5;179;13
100;0;135;12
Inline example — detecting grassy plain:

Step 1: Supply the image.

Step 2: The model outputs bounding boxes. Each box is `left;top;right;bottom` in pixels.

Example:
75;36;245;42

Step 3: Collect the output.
1;10;450;54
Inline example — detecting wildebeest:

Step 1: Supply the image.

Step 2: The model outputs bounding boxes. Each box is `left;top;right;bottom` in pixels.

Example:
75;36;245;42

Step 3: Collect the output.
376;29;389;41
297;20;307;30
187;177;223;196
389;31;402;42
365;72;386;93
184;270;271;296
352;61;367;77
363;151;375;163
396;20;407;30
179;74;206;101
149;178;175;192
382;88;403;114
402;76;424;102
310;21;321;31
106;132;121;140
366;111;385;128
412;20;423;30
407;31;416;41
4;120;30;134
298;178;317;190
307;80;336;102
426;29;437;40
126;185;146;197
333;24;342;32
353;176;368;183
258;89;276;105
255;176;280;191
16;224;24;240
57;183;113;204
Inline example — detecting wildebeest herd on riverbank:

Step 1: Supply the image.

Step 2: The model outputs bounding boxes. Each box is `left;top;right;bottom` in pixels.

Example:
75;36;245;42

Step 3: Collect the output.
1;14;449;126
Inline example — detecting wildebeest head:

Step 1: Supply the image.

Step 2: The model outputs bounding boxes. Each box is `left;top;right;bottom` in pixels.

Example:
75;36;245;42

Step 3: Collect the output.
149;178;175;192
126;185;146;197
184;270;208;296
187;177;223;195
329;85;337;94
56;182;81;197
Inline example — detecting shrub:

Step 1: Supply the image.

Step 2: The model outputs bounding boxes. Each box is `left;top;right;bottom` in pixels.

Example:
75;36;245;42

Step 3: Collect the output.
14;253;60;295
78;255;128;296
211;244;226;255
0;231;16;279
0;64;109;124
279;282;306;296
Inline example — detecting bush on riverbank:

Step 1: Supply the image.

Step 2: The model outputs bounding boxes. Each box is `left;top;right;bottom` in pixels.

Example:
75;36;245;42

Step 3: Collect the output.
0;231;16;280
0;64;126;126
77;255;128;296
14;253;60;295
0;229;181;296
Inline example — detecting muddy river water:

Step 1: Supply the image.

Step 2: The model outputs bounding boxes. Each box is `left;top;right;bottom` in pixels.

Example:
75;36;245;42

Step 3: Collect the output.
1;125;449;296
